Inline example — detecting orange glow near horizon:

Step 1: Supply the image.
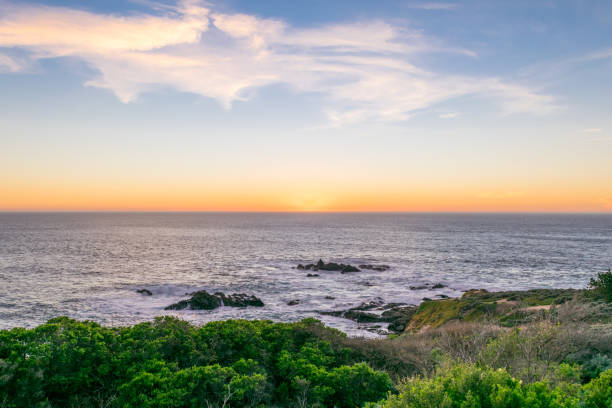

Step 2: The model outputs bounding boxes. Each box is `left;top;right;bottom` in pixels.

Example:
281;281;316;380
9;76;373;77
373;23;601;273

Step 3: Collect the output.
2;182;611;212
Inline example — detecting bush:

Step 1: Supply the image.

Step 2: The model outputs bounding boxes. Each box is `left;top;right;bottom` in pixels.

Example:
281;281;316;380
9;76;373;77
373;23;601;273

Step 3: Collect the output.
588;269;612;302
374;363;612;408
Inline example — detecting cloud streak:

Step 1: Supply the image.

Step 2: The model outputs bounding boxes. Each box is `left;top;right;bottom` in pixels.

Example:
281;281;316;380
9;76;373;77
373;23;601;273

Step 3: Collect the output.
0;0;558;124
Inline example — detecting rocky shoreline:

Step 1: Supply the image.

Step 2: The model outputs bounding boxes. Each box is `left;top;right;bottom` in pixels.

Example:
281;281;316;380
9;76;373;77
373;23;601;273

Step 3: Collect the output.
133;260;593;337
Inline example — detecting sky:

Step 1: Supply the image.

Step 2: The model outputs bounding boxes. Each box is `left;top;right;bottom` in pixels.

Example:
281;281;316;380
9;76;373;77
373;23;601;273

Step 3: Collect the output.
0;0;611;212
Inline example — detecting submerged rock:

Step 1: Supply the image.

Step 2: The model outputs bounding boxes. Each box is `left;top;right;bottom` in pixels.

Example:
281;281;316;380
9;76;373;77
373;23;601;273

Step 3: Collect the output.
410;283;447;290
287;299;300;306
359;264;391;272
136;289;153;296
165;290;263;310
306;273;319;277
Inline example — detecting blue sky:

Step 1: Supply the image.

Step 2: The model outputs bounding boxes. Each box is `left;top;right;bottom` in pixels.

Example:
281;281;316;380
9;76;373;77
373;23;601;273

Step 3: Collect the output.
0;0;611;211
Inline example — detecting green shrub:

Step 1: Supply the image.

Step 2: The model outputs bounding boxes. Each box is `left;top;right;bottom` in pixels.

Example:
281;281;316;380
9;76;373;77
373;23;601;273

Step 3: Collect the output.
374;363;612;408
588;269;612;302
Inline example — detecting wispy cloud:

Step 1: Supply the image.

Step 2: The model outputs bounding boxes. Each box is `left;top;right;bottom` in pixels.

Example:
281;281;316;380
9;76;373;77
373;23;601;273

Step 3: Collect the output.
0;0;558;124
581;128;602;133
0;52;21;72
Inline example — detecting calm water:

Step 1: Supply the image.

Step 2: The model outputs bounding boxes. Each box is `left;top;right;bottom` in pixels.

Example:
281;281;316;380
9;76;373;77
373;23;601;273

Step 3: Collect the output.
1;213;611;336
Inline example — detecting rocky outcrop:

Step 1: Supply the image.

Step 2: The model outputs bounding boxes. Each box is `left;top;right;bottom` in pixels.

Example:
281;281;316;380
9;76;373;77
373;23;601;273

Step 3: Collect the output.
136;289;153;296
320;300;417;333
297;259;360;273
165;290;264;310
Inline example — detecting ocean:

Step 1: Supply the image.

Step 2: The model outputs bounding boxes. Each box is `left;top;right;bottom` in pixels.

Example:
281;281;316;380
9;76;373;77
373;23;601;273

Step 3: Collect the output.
1;212;611;336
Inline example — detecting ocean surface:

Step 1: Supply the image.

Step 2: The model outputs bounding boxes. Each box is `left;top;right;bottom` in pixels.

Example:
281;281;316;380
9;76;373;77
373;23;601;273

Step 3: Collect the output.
1;212;611;336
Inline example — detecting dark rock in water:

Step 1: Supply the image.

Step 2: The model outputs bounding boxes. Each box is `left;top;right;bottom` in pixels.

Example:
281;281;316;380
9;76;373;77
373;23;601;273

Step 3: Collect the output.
287;300;300;306
166;290;221;310
343;310;381;323
436;294;449;298
384;302;408;308
306;273;319;277
381;306;417;332
410;283;446;290
357;281;374;286
422;297;433;301
215;292;264;307
320;309;381;323
319;301;417;334
341;265;360;273
297;259;360;273
359;264;391;272
324;296;335;300
136;289;152;296
165;290;263;310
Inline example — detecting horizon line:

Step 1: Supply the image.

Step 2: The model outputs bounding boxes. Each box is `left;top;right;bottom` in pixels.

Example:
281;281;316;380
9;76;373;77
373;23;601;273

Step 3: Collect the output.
1;210;612;215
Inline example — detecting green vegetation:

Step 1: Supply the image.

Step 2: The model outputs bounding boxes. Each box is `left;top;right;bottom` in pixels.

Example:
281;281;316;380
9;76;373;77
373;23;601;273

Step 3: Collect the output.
589;269;612;302
0;317;391;407
1;281;611;407
373;363;612;408
406;288;594;331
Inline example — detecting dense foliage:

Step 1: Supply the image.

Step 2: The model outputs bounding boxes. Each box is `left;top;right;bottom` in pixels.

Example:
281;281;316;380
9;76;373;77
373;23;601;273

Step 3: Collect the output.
373;363;612;408
0;317;392;407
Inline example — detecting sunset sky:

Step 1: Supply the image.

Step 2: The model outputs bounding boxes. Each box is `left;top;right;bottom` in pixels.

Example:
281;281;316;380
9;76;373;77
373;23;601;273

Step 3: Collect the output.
1;0;611;212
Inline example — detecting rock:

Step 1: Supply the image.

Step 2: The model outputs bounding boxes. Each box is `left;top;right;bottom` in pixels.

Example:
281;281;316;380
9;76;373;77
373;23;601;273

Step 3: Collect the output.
341;265;360;273
319;301;417;334
319;309;381;323
306;273;319;277
215;292;264;307
359;264;390;272
436;294;449;298
287;300;300;306
422;297;433;301
297;259;360;273
136;289;152;296
389;323;405;332
165;290;221;310
324;296;336;300
165;290;263;310
410;283;446;290
381;306;417;332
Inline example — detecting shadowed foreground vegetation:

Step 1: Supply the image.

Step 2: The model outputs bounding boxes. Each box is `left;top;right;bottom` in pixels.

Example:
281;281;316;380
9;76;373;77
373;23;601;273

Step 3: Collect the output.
1;273;611;407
